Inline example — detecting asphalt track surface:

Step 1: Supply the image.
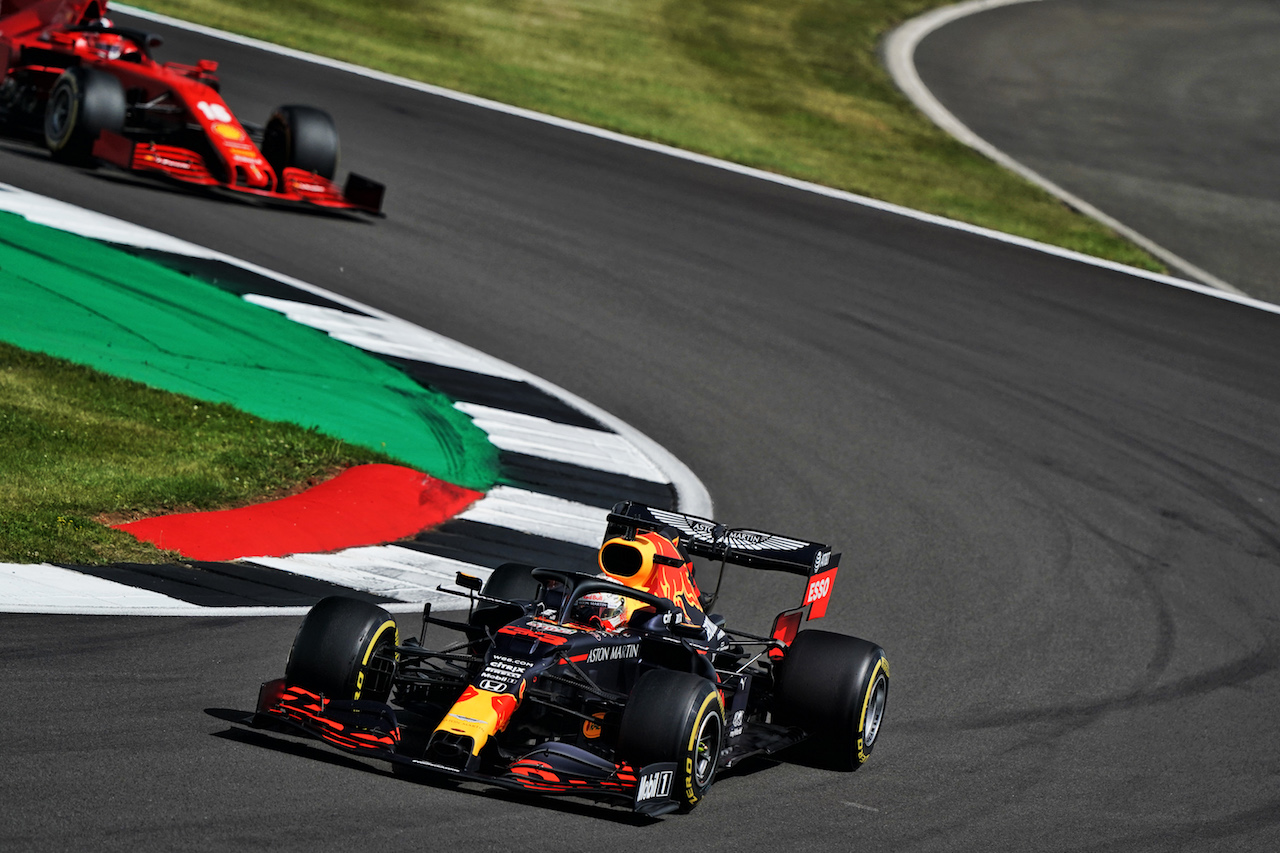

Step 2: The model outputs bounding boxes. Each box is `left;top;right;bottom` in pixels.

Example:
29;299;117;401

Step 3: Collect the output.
912;0;1280;302
2;8;1279;852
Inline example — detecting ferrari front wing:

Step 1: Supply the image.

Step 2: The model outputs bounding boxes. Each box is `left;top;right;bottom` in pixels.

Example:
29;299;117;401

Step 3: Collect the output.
92;131;385;214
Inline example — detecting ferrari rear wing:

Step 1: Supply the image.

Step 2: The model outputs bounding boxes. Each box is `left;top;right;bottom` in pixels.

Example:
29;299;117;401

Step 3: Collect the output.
605;501;836;578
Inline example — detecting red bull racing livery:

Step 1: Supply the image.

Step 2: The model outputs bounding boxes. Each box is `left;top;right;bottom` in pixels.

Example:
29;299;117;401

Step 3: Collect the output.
243;502;890;816
0;0;383;213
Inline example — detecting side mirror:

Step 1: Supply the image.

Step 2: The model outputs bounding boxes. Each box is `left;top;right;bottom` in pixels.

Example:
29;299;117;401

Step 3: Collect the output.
671;619;706;639
455;572;483;593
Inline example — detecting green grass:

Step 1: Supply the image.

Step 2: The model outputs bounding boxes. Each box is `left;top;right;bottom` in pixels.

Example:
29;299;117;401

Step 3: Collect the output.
131;0;1161;271
0;343;394;565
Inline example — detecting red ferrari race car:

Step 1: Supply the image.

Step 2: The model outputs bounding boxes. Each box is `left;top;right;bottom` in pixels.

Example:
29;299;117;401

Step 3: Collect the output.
240;502;890;816
0;0;383;213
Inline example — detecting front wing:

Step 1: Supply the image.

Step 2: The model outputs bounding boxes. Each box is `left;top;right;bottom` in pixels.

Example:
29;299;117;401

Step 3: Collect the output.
92;131;385;214
243;679;684;817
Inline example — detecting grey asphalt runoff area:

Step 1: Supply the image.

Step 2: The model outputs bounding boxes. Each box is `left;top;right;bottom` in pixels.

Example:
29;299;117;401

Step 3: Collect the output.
911;0;1280;302
1;5;1278;852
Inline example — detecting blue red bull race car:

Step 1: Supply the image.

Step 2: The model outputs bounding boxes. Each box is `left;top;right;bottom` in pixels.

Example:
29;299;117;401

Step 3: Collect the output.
241;502;890;816
0;0;383;213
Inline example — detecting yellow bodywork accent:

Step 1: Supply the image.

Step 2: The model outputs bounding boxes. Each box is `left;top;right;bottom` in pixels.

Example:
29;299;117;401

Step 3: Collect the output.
433;687;513;756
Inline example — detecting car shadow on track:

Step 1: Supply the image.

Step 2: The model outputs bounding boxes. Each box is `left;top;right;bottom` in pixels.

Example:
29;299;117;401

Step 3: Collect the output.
206;707;401;776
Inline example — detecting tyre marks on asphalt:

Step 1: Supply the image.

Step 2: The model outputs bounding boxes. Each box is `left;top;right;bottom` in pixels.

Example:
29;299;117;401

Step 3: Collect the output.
0;184;708;614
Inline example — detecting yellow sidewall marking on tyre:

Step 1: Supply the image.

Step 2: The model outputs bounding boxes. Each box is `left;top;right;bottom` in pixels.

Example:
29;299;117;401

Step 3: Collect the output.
354;620;398;700
362;620;398;665
856;657;889;763
51;78;82;151
683;691;723;805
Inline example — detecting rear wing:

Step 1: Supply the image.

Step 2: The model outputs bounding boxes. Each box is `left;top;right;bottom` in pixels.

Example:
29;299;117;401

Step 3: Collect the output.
605;501;840;619
606;501;834;576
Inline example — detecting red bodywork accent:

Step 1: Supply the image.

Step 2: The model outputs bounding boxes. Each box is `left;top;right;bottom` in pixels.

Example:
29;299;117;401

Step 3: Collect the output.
803;566;838;619
263;683;401;753
491;693;518;731
497;624;568;646
505;758;637;795
126;139;219;185
629;531;707;625
279;166;353;208
768;610;803;661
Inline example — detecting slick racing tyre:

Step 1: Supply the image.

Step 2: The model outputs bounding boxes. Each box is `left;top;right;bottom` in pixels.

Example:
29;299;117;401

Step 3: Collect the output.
482;562;542;601
469;562;542;636
773;630;889;770
285;596;398;702
618;670;724;812
43;67;126;167
262;105;339;179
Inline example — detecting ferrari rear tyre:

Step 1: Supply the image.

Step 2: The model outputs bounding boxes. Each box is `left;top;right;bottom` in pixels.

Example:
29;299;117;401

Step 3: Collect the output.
618;670;724;812
285;596;398;702
773;630;888;770
262;105;339;179
43;67;126;167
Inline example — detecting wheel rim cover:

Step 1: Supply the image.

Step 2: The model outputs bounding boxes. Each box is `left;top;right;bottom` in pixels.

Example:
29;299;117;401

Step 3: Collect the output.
693;712;721;786
864;674;887;747
49;89;72;139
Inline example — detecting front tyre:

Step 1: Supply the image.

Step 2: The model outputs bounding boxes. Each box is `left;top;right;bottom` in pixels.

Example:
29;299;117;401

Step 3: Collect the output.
44;67;126;167
618;670;724;812
285;596;398;702
262;104;339;179
773;630;889;770
468;562;541;637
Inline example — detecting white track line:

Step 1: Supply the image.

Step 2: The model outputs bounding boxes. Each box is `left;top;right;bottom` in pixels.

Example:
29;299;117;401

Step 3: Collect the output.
247;545;486;604
243;294;526;381
117;3;1278;315
455;404;668;483
0;563;203;614
882;0;1246;297
0;561;425;616
457;487;610;548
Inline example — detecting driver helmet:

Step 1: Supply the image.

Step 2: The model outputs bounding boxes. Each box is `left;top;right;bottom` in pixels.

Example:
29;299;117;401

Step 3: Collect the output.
90;31;130;61
570;590;627;631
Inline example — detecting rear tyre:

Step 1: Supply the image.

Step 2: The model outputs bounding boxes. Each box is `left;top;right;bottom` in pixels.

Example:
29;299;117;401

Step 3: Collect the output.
285;596;398;702
43;67;126;167
618;670;724;812
773;630;888;770
262;104;339;179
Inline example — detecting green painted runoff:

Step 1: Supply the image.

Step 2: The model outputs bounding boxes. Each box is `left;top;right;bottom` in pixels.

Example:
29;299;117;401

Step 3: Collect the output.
0;212;499;490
